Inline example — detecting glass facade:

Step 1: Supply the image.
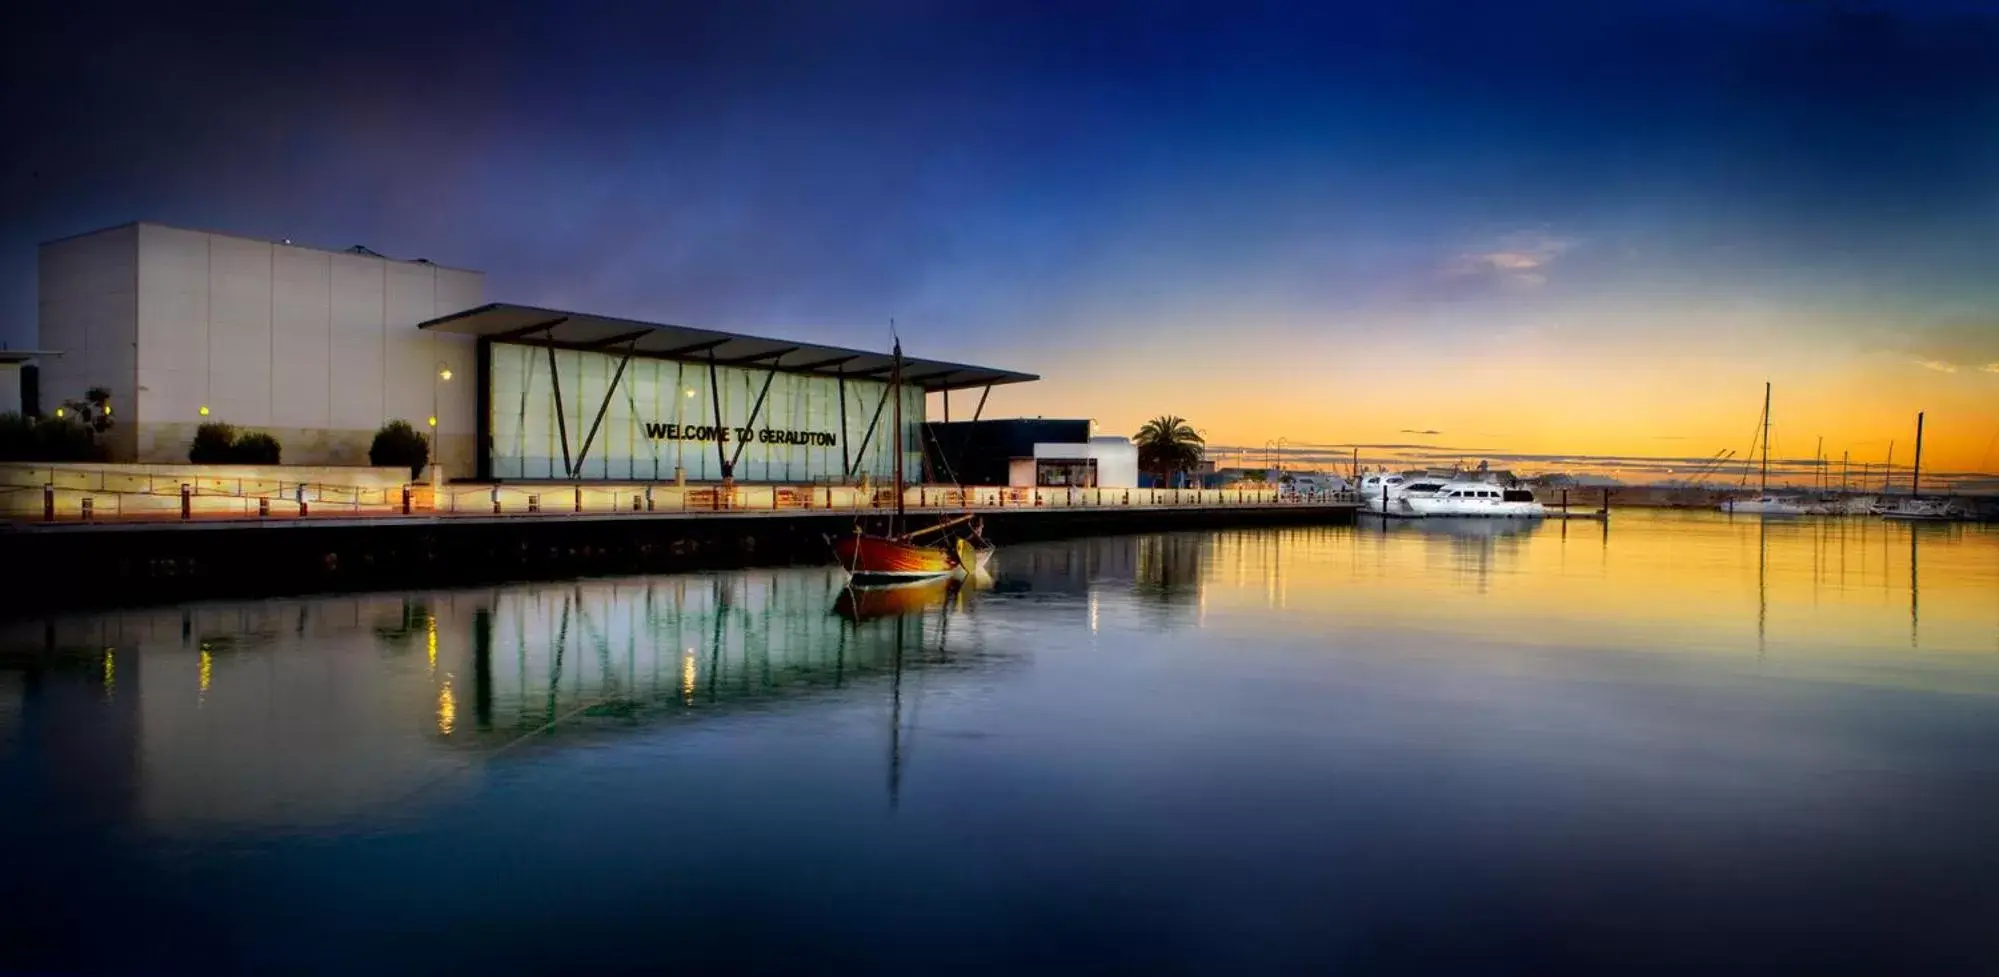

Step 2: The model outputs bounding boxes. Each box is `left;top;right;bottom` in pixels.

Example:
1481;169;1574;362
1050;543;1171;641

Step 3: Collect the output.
488;343;925;481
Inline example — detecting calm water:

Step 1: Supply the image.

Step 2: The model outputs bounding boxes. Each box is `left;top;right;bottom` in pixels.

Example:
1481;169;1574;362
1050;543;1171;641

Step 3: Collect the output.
3;511;1997;975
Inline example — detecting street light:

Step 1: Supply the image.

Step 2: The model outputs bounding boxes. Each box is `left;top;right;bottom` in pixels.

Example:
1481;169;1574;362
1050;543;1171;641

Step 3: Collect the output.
1276;437;1290;473
431;361;452;429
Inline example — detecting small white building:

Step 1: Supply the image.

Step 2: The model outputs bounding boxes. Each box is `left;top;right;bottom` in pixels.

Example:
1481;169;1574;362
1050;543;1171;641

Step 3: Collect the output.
1010;436;1140;488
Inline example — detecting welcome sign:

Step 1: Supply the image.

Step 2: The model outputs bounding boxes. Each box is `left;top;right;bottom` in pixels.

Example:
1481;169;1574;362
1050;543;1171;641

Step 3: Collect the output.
643;423;839;447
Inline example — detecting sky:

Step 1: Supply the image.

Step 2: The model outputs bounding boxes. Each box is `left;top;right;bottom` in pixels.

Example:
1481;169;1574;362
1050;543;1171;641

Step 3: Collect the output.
4;0;1997;483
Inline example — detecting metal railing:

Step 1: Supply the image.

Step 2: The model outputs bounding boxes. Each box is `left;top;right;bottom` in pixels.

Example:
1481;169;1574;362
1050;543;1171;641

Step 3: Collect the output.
14;477;1359;525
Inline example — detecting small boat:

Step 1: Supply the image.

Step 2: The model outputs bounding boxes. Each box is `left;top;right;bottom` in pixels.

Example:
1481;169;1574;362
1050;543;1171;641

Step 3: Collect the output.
1722;494;1814;516
1879;498;1966;522
834;337;996;582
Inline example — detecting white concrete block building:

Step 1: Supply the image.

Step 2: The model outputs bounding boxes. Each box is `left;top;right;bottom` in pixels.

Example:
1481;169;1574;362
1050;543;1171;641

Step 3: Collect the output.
38;223;484;472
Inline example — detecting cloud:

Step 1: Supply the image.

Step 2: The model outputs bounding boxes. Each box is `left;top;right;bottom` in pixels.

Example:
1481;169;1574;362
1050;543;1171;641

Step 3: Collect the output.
1399;428;1441;436
1440;230;1575;291
1874;322;1999;375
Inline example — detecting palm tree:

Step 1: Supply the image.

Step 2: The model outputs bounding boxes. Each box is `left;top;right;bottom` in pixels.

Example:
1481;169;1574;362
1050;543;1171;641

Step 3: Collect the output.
1134;415;1206;486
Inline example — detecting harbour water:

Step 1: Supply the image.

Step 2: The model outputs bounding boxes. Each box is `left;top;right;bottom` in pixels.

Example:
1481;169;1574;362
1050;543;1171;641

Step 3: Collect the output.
3;511;1996;974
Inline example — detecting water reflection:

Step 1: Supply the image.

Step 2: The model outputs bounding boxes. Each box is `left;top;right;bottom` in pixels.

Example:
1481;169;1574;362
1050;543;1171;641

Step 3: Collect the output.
3;515;1999;973
0;567;1002;833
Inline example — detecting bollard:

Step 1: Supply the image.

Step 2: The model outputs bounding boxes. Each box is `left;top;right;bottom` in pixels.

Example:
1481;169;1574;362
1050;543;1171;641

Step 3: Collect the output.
1124;490;1130;505
258;497;270;518
80;497;93;522
528;494;540;513
574;486;582;513
491;485;502;514
645;485;655;512
296;484;308;517
43;484;54;523
632;494;641;512
401;486;412;515
181;484;192;520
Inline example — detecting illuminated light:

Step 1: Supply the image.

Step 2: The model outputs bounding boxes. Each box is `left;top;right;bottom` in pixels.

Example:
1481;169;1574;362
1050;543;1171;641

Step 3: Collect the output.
103;404;112;416
53;407;65;418
438;368;453;381
681;650;697;701
198;406;210;416
684;388;697;398
199;648;212;695
427;415;438;428
436;678;456;735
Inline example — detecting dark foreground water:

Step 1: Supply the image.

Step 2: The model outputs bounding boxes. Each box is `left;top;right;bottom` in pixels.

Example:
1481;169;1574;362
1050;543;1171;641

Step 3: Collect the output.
3;511;1997;975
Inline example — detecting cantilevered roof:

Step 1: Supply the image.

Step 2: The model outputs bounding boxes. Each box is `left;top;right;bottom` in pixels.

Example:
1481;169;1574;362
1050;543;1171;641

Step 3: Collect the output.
419;303;1037;393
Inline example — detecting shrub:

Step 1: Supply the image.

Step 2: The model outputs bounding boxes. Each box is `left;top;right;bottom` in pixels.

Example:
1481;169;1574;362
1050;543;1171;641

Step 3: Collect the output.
33;417;103;461
189;422;239;464
369;420;429;479
186;423;282;464
232;432;282;465
0;412;34;460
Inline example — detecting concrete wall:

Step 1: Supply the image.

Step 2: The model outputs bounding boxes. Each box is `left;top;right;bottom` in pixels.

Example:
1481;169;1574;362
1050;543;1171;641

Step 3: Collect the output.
35;223;484;470
37;226;139;459
130;225;484;470
0;364;21;415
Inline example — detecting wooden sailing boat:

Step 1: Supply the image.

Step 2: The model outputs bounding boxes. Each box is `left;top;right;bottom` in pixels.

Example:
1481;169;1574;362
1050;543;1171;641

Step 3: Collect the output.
833;338;992;583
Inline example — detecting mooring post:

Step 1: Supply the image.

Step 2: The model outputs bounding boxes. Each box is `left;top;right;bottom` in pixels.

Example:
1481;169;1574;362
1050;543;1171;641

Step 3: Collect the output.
491;485;501;514
402;486;412;515
574;485;582;513
645;484;655;511
1603;487;1610;515
80;497;93;522
181;483;192;521
296;483;308;517
259;497;270;518
528;494;540;513
43;483;54;523
1561;489;1569;516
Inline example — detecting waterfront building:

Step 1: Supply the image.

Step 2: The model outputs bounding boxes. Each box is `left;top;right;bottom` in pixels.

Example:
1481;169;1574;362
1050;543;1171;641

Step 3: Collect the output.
35;222;1035;482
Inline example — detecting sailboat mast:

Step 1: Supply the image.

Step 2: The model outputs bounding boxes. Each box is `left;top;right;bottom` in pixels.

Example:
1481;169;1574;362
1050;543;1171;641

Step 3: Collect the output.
891;338;905;532
1760;381;1771;494
1884;441;1895;493
1911;411;1924;498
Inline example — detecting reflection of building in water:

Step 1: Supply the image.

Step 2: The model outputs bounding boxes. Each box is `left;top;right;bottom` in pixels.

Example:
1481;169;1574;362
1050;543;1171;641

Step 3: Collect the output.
0;568;985;833
989;534;1213;631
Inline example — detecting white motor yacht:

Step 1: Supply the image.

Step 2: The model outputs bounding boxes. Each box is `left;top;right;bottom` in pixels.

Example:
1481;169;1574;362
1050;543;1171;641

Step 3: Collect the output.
1357;471;1450;517
1402;478;1546;518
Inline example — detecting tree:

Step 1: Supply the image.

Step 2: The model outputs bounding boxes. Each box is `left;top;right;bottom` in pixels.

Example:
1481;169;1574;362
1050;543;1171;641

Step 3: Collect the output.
232;432;282;464
59;386;115;437
1134;415;1205;486
369;420;429;479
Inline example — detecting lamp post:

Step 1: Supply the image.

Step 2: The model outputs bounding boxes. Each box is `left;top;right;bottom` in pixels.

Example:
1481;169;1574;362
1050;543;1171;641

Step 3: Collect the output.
430;362;453;482
1276;437;1289;474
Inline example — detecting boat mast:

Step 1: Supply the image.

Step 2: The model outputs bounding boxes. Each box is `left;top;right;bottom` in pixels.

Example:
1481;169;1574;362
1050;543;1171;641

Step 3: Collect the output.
1814;436;1823;494
1759;381;1771;495
1911;411;1924;499
1883;441;1894;493
891;336;905;534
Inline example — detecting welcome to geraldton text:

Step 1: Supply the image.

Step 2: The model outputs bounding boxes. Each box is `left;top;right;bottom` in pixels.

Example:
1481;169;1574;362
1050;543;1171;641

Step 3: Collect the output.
643;423;838;447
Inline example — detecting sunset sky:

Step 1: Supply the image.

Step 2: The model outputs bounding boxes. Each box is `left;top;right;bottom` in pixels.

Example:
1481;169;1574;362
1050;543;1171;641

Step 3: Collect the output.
6;1;1997;481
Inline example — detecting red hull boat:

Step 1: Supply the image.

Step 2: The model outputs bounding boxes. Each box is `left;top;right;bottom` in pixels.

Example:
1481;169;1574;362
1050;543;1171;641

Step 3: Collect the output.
834;533;956;581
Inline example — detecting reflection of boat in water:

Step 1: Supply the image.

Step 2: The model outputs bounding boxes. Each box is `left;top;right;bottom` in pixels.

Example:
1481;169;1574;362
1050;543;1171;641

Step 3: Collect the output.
834;576;965;622
1360;514;1540;538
